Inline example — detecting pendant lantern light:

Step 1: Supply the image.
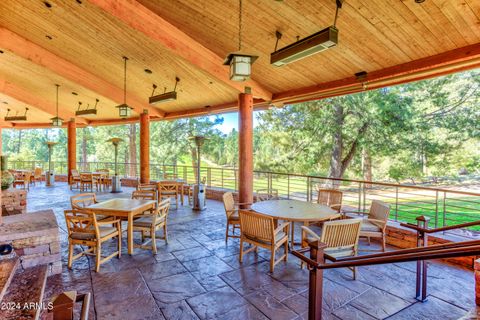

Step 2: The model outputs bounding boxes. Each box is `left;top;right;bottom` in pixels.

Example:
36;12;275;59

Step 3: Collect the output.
116;56;133;118
51;84;63;127
223;0;257;81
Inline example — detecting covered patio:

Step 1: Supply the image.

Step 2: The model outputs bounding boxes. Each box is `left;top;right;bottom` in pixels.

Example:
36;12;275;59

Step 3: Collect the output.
1;0;480;319
26;184;480;319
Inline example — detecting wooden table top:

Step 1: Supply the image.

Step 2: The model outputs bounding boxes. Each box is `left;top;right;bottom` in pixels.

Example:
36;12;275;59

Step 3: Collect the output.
87;198;156;213
251;199;340;222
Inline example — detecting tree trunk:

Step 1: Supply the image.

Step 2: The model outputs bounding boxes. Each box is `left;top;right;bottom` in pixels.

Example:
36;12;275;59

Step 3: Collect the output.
328;105;344;178
128;124;137;177
362;148;373;188
327;105;344;188
81;128;88;171
17;130;22;154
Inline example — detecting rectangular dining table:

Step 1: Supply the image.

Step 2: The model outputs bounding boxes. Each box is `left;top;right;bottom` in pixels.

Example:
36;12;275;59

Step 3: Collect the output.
86;198;156;255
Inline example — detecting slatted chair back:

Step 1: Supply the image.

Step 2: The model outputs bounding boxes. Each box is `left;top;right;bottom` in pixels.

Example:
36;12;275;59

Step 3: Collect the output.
369;200;390;225
132;190;157;201
317;188;343;212
137;183;157;191
23;171;32;183
155;199;171;223
320;219;362;257
33;167;43;179
159;182;177;194
222;192;235;215
64;209;98;239
80;173;93;182
71;169;81;178
256;189;279;202
239;210;274;244
71;193;97;209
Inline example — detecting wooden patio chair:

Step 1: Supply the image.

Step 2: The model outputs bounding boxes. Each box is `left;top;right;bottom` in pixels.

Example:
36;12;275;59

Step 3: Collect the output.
71;193;98;209
358;200;390;251
97;169;111;190
302;218;362;279
132;189;157;205
64;209;122;272
79;173;94;192
70;169;81;190
222;192;252;243
137;183;157;191
239;210;290;273
70;193;109;222
32;167;43;185
132;199;170;254
317;188;343;213
255;189;279;202
14;171;32;190
158;182;179;208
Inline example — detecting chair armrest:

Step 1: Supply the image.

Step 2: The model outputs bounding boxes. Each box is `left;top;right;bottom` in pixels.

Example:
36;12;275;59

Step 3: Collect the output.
367;218;387;228
330;204;343;211
301;226;321;240
97;219;121;225
274;221;290;235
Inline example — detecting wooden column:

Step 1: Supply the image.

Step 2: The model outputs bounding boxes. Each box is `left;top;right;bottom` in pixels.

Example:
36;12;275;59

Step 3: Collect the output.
139;110;150;184
238;88;254;207
67;120;76;184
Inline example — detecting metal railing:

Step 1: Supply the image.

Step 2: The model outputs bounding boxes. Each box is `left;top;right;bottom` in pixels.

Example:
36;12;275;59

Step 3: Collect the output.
9;160;480;232
293;217;480;319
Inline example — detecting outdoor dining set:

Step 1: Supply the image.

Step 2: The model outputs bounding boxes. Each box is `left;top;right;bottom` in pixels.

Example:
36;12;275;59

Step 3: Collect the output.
65;181;391;278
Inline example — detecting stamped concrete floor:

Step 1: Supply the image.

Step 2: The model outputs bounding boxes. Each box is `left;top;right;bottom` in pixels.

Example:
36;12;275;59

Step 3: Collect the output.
25;183;475;320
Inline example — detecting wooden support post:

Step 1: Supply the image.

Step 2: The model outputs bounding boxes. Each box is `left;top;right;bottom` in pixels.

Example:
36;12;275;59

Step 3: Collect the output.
67;120;76;184
308;241;327;320
140;110;150;184
238;88;253;208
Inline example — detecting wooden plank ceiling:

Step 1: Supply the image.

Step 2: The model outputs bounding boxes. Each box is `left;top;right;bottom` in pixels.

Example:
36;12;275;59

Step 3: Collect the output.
0;0;479;127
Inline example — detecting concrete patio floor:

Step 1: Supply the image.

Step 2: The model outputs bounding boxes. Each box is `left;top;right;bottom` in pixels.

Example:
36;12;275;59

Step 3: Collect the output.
24;183;476;319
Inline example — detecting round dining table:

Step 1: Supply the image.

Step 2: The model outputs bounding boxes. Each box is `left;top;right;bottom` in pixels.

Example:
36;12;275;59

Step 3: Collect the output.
251;199;341;248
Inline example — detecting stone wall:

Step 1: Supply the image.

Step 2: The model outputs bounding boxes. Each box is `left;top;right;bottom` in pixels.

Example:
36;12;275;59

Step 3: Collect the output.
1;189;27;220
0;210;62;275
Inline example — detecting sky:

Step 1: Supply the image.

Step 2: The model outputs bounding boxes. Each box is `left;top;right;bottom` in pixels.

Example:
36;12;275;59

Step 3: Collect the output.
209;111;263;134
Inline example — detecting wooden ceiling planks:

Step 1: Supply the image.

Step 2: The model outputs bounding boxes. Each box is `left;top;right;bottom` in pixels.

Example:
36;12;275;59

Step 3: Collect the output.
0;0;478;128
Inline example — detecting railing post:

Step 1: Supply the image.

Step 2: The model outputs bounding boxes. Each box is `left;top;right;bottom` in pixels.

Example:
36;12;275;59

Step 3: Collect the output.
306;177;311;202
395;186;399;221
442;192;447;229
415;215;430;302
434;191;439;229
307;241;327;320
287;175;290;200
207;167;211;187
358;182;362;213
221;168;224;189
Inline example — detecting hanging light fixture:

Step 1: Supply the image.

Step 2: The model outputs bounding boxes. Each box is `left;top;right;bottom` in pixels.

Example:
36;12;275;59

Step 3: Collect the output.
115;56;133;118
76;98;99;116
51;84;63;127
4;107;28;121
223;0;257;81
149;77;180;104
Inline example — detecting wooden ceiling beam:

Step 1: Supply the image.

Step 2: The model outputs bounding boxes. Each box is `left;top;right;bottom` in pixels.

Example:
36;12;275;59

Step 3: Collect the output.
163;99;268;120
273;43;480;104
0;79;88;125
0;28;164;118
88;0;273;101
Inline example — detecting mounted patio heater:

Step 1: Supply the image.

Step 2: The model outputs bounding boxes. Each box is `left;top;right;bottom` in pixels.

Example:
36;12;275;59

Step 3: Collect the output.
45;141;58;186
107;138;123;193
189;136;207;211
